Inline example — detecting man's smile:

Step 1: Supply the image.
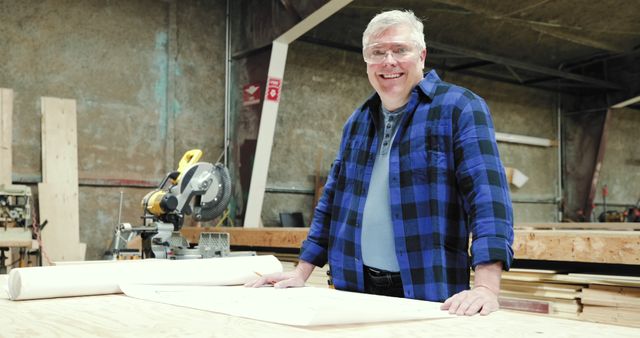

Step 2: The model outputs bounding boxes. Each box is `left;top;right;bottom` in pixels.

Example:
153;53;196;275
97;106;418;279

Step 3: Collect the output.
379;72;404;79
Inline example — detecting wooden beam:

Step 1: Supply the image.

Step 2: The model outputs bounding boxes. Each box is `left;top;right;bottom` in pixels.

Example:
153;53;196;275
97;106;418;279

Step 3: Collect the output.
0;88;13;186
181;227;309;249
182;227;640;265
513;230;640;265
515;222;640;230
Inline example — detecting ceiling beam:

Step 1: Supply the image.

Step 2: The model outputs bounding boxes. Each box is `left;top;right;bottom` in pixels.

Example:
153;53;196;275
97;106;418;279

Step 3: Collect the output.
427;40;622;90
300;36;621;90
449;60;493;71
429;0;631;53
299;37;583;94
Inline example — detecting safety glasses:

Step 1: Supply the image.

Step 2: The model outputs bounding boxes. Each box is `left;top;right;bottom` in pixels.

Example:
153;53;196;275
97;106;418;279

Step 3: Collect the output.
363;41;421;64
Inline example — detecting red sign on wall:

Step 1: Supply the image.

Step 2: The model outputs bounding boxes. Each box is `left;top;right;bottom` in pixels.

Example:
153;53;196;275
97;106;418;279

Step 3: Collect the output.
242;83;261;106
266;77;282;102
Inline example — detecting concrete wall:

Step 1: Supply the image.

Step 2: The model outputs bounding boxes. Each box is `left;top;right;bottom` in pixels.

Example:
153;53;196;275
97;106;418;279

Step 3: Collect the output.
0;0;226;260
262;41;559;226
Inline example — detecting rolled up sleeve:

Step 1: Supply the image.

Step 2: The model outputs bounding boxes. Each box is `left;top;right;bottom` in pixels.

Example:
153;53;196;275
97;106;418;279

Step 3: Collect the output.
453;95;514;270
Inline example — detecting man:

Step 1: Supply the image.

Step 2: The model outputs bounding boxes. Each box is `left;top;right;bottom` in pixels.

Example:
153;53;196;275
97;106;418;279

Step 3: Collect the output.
247;9;514;316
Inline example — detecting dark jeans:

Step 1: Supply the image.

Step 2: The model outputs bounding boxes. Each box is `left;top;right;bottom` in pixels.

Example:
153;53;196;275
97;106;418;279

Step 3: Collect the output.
363;265;404;298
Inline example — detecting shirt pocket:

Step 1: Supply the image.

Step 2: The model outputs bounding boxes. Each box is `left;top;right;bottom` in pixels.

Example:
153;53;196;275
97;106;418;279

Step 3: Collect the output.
402;127;448;184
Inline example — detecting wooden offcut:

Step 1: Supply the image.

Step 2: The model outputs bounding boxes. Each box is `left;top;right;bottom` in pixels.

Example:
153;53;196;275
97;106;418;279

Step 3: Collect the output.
39;97;86;263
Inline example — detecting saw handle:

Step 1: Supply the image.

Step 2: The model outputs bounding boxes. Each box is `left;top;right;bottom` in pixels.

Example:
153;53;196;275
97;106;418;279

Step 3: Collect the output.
178;149;203;173
174;149;203;184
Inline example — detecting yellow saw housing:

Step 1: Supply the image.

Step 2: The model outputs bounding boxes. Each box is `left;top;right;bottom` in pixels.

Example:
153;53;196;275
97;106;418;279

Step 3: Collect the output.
142;149;204;216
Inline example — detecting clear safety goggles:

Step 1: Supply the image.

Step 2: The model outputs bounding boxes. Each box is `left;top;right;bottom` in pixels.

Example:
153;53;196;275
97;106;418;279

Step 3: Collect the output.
363;41;421;64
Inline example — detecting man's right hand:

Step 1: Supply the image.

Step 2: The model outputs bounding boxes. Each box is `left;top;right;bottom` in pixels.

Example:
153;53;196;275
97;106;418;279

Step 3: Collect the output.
244;260;316;289
244;271;306;288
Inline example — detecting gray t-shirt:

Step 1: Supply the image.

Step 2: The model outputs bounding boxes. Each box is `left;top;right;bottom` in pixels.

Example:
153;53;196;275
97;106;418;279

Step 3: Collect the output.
361;103;405;272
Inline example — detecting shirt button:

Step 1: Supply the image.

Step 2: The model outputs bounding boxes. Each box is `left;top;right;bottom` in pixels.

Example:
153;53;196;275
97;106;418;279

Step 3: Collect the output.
383;142;388;146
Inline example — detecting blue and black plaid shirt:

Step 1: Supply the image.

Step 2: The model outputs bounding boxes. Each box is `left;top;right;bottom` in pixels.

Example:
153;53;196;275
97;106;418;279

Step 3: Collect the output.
300;70;514;302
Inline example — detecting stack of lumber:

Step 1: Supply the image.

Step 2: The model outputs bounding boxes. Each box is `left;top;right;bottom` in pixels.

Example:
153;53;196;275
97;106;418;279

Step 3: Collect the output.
559;274;640;328
472;269;584;319
475;269;640;327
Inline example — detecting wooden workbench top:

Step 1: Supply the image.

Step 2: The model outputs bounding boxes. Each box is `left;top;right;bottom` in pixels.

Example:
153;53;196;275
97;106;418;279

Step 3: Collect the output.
0;274;638;337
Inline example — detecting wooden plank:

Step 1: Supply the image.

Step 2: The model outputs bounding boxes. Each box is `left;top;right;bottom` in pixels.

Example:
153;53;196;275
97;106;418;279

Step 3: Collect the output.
582;286;640;308
498;297;550;314
180;227;309;249
182;227;640;265
0;88;13;186
553;274;640;287
581;306;640;328
516;222;640;230
39;97;85;263
513;230;640;265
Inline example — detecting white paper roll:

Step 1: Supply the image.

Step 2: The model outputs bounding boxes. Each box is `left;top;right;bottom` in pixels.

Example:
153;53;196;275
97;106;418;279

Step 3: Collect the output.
7;255;282;300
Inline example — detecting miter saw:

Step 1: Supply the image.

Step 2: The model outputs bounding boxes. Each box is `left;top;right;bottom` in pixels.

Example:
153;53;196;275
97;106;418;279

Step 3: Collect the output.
107;149;232;259
0;184;39;272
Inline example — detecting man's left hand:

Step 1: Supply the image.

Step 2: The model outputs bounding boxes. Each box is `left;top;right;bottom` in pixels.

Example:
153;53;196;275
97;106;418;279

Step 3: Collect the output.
440;286;499;316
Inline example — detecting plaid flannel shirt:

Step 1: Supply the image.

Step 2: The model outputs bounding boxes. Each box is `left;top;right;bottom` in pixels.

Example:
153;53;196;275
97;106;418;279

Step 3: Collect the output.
300;70;514;301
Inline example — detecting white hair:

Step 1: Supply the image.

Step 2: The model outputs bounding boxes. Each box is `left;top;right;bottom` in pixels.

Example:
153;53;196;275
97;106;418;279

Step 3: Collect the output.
362;10;426;49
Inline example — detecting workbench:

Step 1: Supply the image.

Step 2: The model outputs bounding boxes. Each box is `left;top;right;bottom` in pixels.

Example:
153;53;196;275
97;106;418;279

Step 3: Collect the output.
1;275;638;337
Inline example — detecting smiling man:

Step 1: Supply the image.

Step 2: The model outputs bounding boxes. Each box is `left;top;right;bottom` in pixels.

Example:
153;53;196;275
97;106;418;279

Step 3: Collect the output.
247;10;514;317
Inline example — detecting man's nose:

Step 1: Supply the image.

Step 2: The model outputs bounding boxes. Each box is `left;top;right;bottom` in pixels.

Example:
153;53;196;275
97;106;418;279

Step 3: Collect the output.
381;51;398;64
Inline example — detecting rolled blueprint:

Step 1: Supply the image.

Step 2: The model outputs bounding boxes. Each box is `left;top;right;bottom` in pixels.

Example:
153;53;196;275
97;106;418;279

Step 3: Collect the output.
5;255;282;300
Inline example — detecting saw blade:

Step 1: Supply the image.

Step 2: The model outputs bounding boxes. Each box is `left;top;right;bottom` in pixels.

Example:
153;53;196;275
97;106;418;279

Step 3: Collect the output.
197;163;232;221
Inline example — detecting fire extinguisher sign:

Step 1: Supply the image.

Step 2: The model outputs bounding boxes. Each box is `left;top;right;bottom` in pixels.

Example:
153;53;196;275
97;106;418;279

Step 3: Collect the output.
266;77;282;102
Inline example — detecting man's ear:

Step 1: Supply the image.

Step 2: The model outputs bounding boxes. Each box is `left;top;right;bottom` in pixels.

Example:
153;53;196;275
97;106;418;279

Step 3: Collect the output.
421;48;427;64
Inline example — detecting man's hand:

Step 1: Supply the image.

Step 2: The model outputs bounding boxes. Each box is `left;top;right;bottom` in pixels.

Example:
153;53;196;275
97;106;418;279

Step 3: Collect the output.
440;285;499;316
244;271;306;288
244;260;315;289
441;261;503;316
